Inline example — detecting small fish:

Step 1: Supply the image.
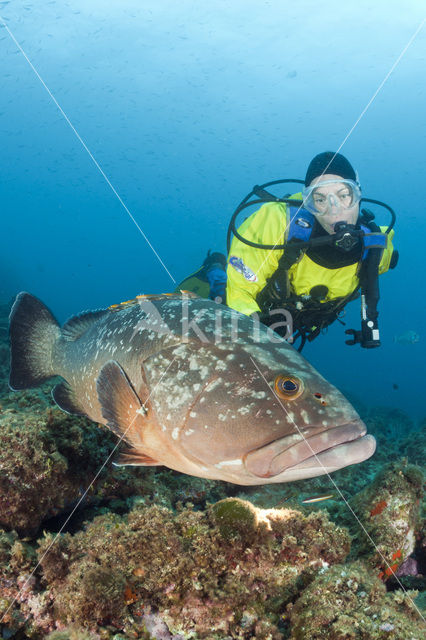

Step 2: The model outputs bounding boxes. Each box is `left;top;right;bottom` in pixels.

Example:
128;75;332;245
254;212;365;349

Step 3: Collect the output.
394;330;420;345
8;292;376;486
301;494;335;504
392;383;398;390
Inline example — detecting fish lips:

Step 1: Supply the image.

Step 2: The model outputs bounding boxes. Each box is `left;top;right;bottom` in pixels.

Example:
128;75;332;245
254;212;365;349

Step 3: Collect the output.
244;420;375;479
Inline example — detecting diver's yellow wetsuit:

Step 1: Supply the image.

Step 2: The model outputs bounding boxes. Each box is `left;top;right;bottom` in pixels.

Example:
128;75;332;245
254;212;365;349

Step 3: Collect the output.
226;196;395;330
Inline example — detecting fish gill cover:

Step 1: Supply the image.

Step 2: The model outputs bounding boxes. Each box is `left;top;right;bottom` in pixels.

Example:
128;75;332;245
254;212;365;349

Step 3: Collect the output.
0;1;425;639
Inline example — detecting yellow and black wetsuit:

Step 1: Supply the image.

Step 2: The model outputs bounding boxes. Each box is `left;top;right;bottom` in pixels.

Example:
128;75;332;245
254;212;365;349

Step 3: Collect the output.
175;267;211;299
226;194;396;344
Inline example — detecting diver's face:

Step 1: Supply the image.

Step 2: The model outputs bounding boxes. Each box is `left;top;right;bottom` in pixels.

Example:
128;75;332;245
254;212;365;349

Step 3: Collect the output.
310;174;360;235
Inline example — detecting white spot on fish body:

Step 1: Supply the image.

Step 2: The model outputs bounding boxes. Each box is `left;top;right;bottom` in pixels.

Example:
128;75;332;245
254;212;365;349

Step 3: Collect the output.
172;345;188;357
214;459;242;468
184;429;194;436
250;391;267;400
189;411;197;418
200;366;209;379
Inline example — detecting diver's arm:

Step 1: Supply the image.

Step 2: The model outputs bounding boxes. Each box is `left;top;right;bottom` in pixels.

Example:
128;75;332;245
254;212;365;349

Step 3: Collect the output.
226;203;287;316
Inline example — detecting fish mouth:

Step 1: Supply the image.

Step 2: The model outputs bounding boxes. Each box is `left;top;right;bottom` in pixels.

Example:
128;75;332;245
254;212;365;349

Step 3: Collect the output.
244;420;376;480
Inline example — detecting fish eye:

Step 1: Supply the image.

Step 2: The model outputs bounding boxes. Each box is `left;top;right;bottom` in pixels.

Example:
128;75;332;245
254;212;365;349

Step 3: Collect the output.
274;375;303;400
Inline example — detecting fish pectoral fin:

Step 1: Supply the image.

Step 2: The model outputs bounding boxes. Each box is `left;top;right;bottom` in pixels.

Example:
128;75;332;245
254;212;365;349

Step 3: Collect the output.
52;381;88;417
113;449;160;467
96;360;150;447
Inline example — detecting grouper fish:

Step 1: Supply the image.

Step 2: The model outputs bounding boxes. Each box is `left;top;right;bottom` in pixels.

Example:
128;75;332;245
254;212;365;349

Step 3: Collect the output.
8;291;376;485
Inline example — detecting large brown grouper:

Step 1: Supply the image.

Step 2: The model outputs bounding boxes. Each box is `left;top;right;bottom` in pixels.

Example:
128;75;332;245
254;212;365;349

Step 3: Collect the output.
8;291;375;485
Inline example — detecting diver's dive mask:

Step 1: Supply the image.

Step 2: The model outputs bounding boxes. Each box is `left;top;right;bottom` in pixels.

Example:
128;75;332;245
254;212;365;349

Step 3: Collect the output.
302;179;362;216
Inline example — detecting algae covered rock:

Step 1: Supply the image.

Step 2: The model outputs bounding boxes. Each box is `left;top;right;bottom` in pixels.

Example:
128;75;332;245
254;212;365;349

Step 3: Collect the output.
0;526;49;639
46;629;98;640
288;560;424;639
35;499;350;638
0;397;116;534
53;563;128;627
210;497;261;540
349;460;423;578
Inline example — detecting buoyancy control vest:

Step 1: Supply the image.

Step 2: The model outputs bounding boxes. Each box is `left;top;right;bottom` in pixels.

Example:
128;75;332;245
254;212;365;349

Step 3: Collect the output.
256;206;393;351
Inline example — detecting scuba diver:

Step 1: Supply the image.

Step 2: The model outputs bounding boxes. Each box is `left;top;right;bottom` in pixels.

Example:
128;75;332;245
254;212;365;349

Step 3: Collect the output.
226;151;398;351
175;250;227;301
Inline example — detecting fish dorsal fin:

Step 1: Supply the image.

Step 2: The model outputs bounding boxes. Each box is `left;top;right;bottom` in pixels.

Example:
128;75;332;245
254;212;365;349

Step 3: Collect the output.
62;310;108;341
107;291;200;313
52;380;88;417
96;360;155;455
113;450;160;466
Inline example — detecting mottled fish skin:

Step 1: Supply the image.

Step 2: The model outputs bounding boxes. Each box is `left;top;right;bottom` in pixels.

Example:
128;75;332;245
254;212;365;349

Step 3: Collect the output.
9;293;376;485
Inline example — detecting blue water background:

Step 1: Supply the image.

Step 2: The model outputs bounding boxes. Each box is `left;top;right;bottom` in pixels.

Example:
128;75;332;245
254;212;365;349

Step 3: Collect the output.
1;0;425;419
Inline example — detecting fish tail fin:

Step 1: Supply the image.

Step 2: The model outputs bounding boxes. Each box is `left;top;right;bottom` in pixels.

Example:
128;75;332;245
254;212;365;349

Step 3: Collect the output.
9;292;61;390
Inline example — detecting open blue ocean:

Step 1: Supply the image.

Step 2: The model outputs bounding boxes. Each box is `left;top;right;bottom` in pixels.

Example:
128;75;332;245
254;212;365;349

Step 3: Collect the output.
1;0;425;419
0;2;425;639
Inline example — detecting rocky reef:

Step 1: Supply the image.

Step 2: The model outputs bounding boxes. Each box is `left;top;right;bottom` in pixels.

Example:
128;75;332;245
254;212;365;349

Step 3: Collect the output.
287;561;424;639
34;499;349;638
0;298;424;639
0;492;424;639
